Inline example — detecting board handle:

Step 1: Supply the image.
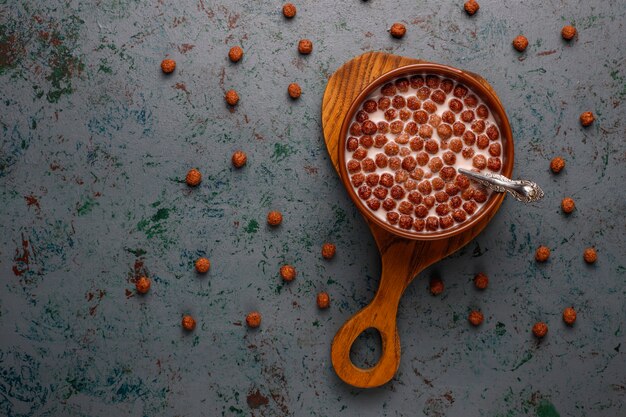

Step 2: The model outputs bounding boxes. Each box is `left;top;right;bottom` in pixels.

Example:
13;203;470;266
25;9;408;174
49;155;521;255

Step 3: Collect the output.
331;250;418;388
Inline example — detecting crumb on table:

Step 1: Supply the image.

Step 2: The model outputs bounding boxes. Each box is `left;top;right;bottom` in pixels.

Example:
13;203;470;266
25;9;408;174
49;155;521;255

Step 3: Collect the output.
512;35;529;52
160;58;176;73
246;311;262;328
186;169;202;187
464;0;479;16
317;292;330;309
135;276;151;294
195;257;210;273
532;321;548;338
535;245;550;262
389;23;406;39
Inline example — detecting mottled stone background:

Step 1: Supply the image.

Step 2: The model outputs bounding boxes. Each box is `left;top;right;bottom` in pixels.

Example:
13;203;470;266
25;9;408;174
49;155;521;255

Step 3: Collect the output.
1;0;624;416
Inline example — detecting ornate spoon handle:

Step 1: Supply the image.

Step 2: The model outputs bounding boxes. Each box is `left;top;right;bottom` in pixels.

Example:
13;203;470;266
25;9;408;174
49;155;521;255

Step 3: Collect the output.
458;168;544;203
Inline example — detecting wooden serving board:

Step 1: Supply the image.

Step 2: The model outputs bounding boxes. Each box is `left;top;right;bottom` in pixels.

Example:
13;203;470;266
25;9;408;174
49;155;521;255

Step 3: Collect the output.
321;52;506;388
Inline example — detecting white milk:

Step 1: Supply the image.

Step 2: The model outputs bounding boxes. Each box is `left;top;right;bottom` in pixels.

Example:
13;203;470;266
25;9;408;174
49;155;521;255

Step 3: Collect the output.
344;76;504;232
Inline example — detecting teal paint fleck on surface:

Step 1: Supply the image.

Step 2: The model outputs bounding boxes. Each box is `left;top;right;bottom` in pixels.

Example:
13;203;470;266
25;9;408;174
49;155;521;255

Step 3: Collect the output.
537;401;560;417
496;321;507;336
77;197;98;215
512;350;534;371
270;143;295;162
244;219;259;234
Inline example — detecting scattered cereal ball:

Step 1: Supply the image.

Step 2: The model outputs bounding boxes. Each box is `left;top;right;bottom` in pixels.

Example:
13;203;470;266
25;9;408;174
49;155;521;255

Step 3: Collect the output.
160;58;176;74
282;3;296;18
225;89;239;106
280;265;296;282
562;307;577;325
512;35;529;52
429;277;444;296
135;276;151;294
550;156;565;173
580;111;595;127
298;39;313;54
535;245;550;262
182;315;196;331
288;82;302;99
186;168;202;187
246;311;261;328
474;272;489;290
583;247;597;264
228;46;243;62
317;292;330;309
468;310;484;326
267;211;283;226
389;23;406;39
231;150;247;168
561;197;575;214
322;243;336;259
464;0;479;16
561;25;577;40
532;322;548;338
195;257;211;273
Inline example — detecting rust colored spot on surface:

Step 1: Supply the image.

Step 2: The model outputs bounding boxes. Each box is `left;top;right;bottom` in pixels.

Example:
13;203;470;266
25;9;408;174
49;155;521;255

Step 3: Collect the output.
246;390;269;409
178;43;195;54
12;237;30;276
228;13;240;29
174;82;189;93
304;165;318;175
537;50;557;56
25;195;41;211
125;289;134;298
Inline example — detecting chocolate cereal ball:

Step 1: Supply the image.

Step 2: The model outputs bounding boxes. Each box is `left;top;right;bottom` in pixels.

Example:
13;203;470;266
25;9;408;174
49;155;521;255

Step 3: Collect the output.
580;111;595;127
561;25;577;40
232;150;247;168
298;39;313;54
246;311;261;328
532;322;548;338
160;58;176;74
464;0;479;16
474;272;489;290
322;243;336;259
280;265;296;282
561;197;575;214
550;156;565;173
135;276;151;294
429;277;444;295
288;82;302;99
583;247;597;264
228;46;243;62
317;292;330;309
282;3;296;18
535;245;550;262
267;211;283;226
512;35;529;52
389;23;406;39
562;307;577;325
195;257;211;273
182;315;196;331
225;89;239;106
468;310;484;326
186;168;202;187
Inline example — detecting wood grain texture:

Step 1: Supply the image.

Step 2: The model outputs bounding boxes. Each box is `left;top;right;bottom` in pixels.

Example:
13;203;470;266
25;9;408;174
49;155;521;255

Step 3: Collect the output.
322;52;506;388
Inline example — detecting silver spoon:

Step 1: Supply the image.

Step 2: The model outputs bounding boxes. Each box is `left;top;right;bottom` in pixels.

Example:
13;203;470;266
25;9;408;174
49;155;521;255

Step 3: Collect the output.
458;168;544;203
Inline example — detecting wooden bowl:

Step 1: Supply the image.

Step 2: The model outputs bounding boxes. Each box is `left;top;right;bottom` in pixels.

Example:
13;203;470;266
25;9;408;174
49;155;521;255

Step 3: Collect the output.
337;63;514;240
323;54;514;388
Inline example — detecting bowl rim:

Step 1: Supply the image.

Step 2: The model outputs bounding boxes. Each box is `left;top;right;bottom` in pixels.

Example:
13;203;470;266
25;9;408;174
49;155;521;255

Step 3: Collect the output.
338;63;515;241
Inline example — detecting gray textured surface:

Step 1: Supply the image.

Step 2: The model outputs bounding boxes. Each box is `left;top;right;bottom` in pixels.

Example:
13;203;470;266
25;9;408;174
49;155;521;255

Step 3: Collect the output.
1;0;625;416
